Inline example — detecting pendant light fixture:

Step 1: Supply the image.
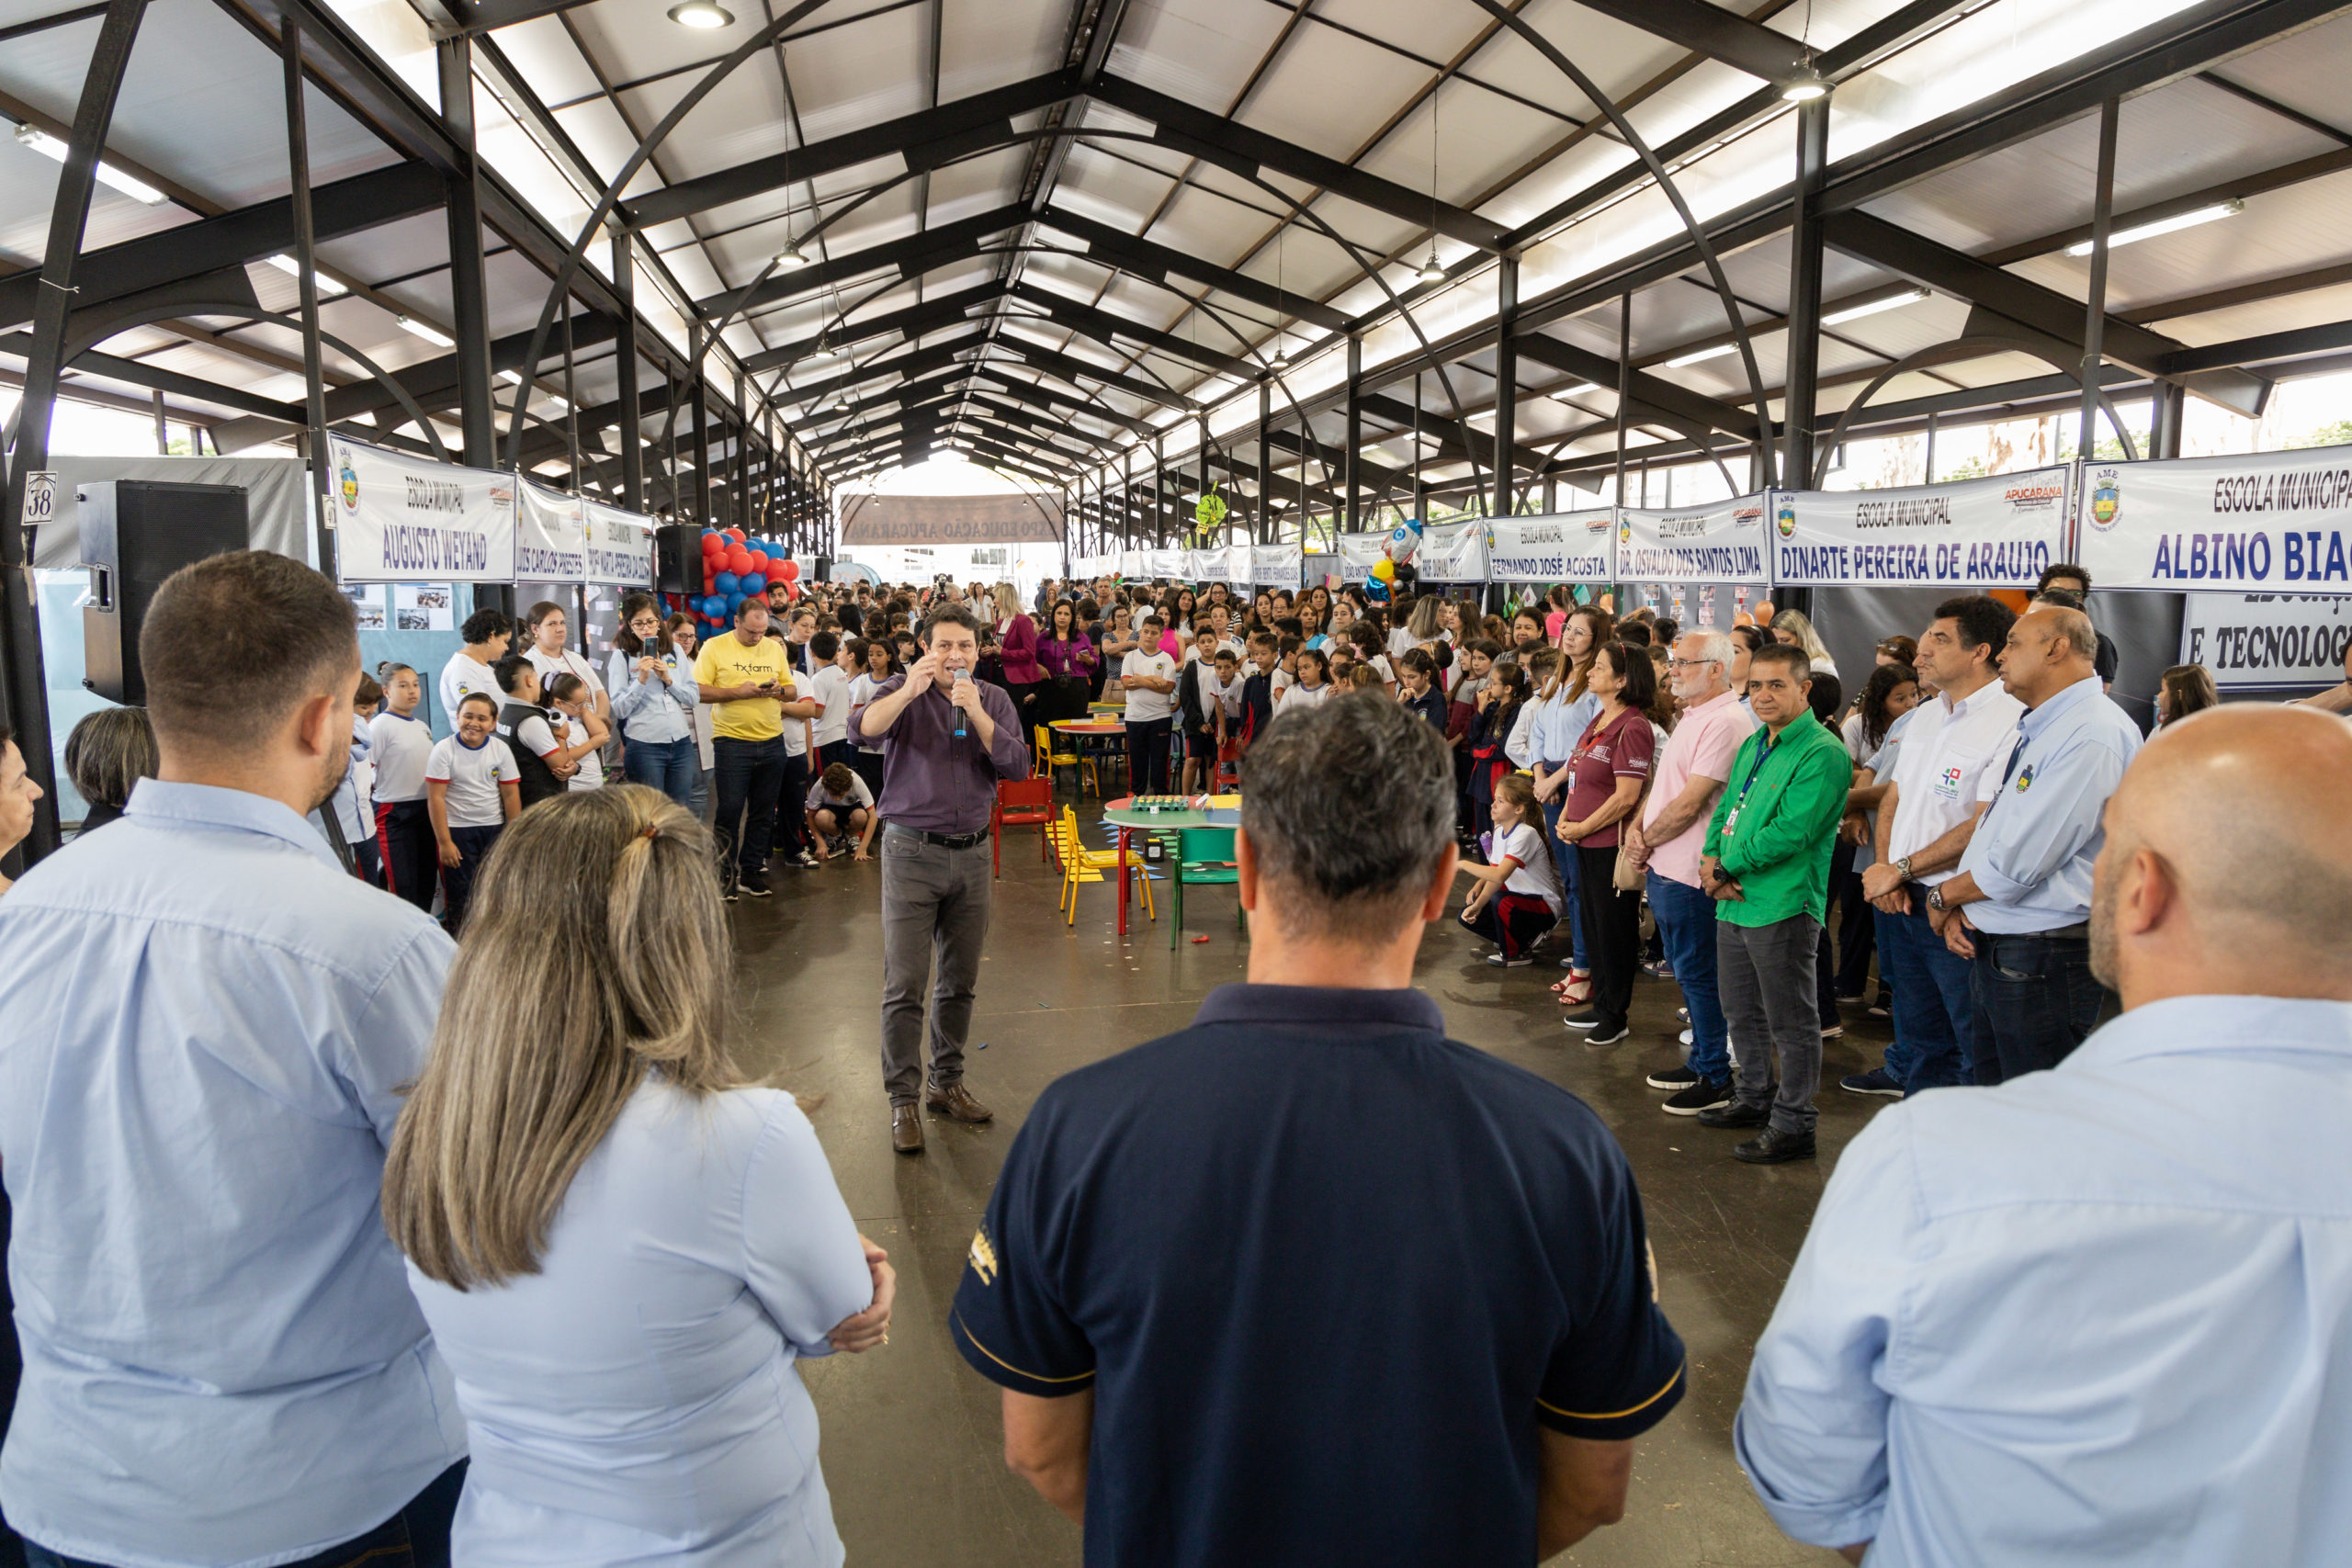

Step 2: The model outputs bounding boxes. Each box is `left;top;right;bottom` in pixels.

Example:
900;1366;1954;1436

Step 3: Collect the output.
1416;82;1445;287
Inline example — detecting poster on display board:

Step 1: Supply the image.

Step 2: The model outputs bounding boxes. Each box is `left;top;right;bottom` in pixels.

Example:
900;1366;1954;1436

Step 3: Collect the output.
1338;530;1391;581
1769;466;2071;587
1148;547;1185;580
1120;549;1148;578
1616;494;1770;582
583;499;654;587
1417;518;1488;581
1251;542;1302;585
1487;511;1613;583
1226;544;1253;586
2178;592;2352;688
325;434;514;584
515;481;586;582
2077;444;2352;590
1189;547;1232;583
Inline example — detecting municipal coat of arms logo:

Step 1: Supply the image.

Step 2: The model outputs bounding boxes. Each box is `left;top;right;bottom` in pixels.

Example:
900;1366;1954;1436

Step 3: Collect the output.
335;446;359;512
2088;468;2121;530
1775;494;1796;538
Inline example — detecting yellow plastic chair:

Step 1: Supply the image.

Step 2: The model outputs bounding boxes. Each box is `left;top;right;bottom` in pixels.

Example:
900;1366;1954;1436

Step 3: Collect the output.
1055;807;1155;926
1034;723;1090;795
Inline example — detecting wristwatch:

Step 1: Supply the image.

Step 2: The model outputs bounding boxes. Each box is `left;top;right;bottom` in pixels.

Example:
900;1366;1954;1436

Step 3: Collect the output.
1894;854;1915;880
1927;883;1947;912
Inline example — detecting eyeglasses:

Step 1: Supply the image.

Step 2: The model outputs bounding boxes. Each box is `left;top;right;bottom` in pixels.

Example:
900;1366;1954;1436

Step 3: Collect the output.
1667;657;1721;669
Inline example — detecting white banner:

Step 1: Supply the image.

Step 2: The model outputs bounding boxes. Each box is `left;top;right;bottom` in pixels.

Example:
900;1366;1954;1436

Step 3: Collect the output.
1251;542;1301;585
1148;547;1185;580
1617;494;1770;583
1120;549;1148;578
1189;547;1232;582
2078;445;2352;591
1226;544;1253;586
327;435;514;585
1338;530;1391;581
2178;592;2352;688
1770;466;2072;587
1488;510;1614;583
1418;518;1489;581
514;480;586;582
583;498;653;587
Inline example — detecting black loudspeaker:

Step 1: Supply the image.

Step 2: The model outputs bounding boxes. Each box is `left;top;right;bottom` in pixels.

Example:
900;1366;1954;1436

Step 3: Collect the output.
79;479;249;705
654;524;704;595
810;555;833;583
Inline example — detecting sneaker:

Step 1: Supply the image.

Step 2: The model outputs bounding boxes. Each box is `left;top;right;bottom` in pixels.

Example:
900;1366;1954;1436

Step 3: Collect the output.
1868;998;1892;1019
723;882;742;904
1697;1100;1770;1130
1821;1023;1845;1040
1663;1077;1735;1116
1642;958;1675;978
1734;1126;1817;1164
1646;1064;1699;1090
1839;1067;1905;1099
1561;1008;1603;1031
1679;1028;1694;1046
1677;1006;1690;1022
737;874;772;898
795;850;820;869
1486;952;1532;968
1587;1022;1630;1046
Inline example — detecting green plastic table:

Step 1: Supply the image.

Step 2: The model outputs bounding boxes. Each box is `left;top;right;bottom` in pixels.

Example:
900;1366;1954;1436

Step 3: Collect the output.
1099;795;1240;933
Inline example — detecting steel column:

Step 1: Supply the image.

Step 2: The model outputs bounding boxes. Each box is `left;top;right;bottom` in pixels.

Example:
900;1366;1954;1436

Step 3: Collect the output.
1493;254;1519;519
439;37;496;468
1;0;149;864
2151;380;2187;459
689;322;710;526
1151;438;1164;547
1343;333;1362;532
1782;95;1830;492
1256;381;1272;545
1612;294;1632;508
282;15;334;579
2078;98;2121;459
151;390;168;455
613;232;642;511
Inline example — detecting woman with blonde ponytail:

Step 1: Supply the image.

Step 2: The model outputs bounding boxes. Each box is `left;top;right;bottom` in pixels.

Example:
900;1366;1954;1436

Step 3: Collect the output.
383;784;891;1568
1530;603;1615;1002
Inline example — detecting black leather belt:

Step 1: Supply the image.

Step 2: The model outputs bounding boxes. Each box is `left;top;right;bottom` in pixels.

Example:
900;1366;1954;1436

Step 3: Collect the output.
890;825;987;850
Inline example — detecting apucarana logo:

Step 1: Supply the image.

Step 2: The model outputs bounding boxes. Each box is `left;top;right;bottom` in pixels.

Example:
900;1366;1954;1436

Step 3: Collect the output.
1618;517;1632;545
1775;493;1796;538
2088;467;2121;530
334;445;359;512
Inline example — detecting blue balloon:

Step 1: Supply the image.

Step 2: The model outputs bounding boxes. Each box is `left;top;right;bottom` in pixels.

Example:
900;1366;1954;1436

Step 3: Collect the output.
703;594;727;618
726;591;746;612
739;572;765;595
714;570;740;594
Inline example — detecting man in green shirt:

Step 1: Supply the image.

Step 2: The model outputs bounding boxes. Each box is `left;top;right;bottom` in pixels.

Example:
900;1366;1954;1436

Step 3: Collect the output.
1693;643;1851;1164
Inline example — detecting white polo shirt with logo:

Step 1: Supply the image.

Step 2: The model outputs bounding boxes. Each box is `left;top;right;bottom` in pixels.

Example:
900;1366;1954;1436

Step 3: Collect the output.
1881;680;2026;886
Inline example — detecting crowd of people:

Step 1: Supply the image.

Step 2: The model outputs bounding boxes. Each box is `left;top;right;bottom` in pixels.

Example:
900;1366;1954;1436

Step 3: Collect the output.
0;545;2345;1568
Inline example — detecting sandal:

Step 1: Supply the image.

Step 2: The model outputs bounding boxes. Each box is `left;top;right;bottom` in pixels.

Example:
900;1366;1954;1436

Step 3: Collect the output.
1550;970;1592;1004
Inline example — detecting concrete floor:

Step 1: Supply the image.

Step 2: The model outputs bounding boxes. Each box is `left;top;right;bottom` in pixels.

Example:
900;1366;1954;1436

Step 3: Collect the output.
730;807;1871;1566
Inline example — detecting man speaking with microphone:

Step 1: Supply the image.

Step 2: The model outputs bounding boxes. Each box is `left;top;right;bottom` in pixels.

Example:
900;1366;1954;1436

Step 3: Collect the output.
853;603;1031;1154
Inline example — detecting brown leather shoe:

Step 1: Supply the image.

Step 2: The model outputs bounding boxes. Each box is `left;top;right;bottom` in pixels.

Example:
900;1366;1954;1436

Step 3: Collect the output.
890;1105;924;1154
924;1082;994;1124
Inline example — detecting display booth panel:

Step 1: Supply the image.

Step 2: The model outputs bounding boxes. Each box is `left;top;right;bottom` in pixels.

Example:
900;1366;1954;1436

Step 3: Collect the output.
1251;543;1302;586
1418;517;1489;582
2077;444;2352;591
327;436;514;585
1487;511;1613;585
1769;467;2072;589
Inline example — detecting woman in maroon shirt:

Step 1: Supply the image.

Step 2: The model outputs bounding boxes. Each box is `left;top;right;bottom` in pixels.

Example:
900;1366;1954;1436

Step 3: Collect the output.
992;582;1045;756
1034;598;1098;726
1556;642;1658;1044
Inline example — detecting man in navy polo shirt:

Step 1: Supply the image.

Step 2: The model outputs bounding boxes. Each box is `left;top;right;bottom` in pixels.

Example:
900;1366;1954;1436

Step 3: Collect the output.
951;692;1686;1565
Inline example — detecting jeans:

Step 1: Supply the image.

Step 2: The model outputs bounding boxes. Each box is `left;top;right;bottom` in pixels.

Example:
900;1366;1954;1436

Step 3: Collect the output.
1649;871;1726;1082
1540;797;1588;970
621;732;697;808
712;735;786;884
440;824;502;935
25;1462;469;1568
773;747;811;860
879;826;992;1104
1125;716;1172;794
1877;898;1977;1091
1719;914;1822;1134
1575;844;1641;1031
1836;864;1877;996
1970;929;2109;1085
376;798;436;913
1467;892;1556;959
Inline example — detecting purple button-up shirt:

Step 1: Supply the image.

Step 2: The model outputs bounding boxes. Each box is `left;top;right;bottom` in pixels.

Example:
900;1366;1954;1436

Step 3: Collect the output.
852;673;1031;835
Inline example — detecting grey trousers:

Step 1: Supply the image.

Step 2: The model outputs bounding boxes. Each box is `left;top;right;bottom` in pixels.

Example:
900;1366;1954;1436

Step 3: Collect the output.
1718;913;1822;1134
879;825;993;1105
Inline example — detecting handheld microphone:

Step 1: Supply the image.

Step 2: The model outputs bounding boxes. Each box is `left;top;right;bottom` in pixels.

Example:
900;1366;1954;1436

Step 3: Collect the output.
952;668;969;739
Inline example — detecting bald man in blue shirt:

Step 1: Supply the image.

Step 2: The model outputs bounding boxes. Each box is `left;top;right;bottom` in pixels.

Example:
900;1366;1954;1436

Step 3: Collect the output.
1928;603;2143;1081
1737;704;2352;1565
0;553;466;1568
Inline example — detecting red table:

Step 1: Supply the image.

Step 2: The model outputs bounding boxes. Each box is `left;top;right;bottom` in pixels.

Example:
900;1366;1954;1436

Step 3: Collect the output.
1099;795;1220;935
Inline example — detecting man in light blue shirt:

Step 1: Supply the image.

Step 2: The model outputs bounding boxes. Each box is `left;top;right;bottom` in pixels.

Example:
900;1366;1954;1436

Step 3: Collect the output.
0;551;467;1568
1930;604;2140;1081
1738;704;2352;1566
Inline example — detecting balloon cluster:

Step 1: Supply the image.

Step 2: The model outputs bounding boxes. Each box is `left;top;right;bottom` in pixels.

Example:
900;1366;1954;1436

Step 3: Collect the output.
1363;517;1424;604
676;528;800;630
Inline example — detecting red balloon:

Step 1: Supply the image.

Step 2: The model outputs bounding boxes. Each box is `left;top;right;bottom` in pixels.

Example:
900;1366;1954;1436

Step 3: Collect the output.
725;547;752;575
726;528;745;544
777;558;800;581
747;550;768;573
701;534;723;557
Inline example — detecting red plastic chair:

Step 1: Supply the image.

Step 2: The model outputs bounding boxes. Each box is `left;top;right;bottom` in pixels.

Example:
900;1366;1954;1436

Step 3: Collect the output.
1215;736;1243;791
994;777;1056;877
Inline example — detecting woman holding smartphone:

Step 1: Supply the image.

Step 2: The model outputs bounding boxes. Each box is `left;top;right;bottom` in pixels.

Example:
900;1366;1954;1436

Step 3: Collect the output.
607;593;699;808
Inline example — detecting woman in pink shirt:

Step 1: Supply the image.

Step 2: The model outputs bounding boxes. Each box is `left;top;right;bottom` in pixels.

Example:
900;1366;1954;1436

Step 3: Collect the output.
993;582;1045;758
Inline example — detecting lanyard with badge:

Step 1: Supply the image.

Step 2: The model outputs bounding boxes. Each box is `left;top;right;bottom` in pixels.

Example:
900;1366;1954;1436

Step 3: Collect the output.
1721;731;1777;837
